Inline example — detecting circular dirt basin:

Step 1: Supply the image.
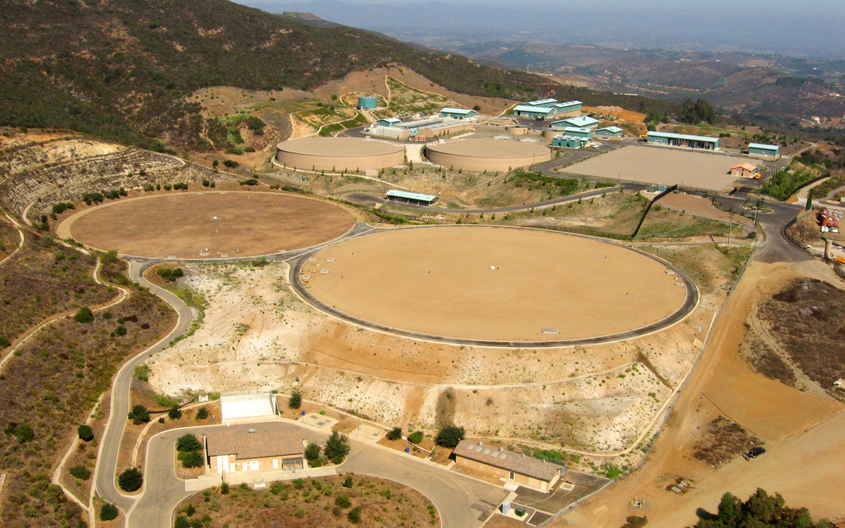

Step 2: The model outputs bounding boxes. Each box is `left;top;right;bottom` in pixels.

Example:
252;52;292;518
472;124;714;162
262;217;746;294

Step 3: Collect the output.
298;226;695;344
62;192;355;259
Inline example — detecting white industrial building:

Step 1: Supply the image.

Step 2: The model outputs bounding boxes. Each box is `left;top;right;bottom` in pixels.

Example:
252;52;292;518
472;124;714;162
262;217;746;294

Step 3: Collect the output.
220;392;278;420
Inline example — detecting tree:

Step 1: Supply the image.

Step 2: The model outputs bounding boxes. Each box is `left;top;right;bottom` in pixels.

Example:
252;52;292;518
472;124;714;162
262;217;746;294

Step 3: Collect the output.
717;492;742;526
179;450;204;468
305;441;321;461
101;250;119;265
176;434;202;452
348;506;362;524
127;405;150;425
220;482;229;495
174;516;190;528
435;425;465;448
289;391;302;410
70;465;91;480
4;422;34;444
168;406;182;420
324;430;350;463
100;502;119;521
386;427;402;441
678;98;715;125
335;495;352;509
77;424;94;441
196;407;209;420
74;307;94;323
118;468;143;492
407;431;423;444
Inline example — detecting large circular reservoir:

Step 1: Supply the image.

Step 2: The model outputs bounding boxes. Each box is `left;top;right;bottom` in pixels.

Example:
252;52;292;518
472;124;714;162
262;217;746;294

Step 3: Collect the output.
59;192;355;259
275;137;404;172
425;138;551;172
295;226;697;345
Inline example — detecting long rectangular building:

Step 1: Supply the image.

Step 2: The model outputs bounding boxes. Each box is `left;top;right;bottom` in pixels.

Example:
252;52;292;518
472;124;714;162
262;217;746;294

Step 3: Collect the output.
385;190;438;206
748;143;779;159
454;440;563;493
513;105;557;118
647;131;719;150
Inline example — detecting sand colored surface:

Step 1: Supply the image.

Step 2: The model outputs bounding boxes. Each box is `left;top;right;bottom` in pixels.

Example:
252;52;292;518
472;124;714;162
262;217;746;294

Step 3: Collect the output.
425;138;551;171
303;226;688;342
63;192;354;259
275;137;404;171
565;145;749;192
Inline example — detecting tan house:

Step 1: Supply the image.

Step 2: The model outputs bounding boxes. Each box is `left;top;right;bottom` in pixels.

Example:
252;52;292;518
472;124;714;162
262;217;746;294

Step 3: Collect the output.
454;440;563;493
206;423;304;475
730;162;760;178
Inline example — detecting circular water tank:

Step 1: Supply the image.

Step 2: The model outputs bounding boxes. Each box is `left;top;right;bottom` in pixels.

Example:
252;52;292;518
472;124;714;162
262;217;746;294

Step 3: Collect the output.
358;96;378;109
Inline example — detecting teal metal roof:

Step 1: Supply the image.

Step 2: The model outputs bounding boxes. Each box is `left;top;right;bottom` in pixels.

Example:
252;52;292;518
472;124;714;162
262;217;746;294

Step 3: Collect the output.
380;117;401;124
440;107;473;115
514;105;554;114
526;98;558;106
748;143;778;151
648;131;718;143
560;116;599;127
564;127;592;134
553;100;582;109
386;190;438;202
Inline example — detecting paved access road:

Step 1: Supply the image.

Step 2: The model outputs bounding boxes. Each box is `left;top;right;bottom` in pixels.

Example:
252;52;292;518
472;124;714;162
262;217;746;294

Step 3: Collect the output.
94;260;195;514
132;423;508;528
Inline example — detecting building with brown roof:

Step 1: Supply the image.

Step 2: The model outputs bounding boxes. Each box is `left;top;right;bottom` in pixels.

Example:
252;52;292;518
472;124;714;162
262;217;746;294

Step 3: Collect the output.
206;423;304;475
454;440;564;493
730;162;760;178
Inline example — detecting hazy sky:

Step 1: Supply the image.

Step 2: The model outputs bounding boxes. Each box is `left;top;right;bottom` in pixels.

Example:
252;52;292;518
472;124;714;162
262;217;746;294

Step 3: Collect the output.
237;0;845;57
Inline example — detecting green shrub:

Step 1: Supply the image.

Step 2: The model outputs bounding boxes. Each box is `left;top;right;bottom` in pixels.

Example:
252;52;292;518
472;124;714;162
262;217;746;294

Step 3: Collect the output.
177;434;202;452
4;422;34;444
407;431;423;444
435;425;465;448
289;391;302;409
223;160;239;168
179;450;204;468
335;495;351;509
99;502;118;521
115;325;127;336
69;465;91;480
196;407;209;420
239;178;259;186
324;430;350;463
305;442;321;461
168;407;182;420
220;482;229;494
118;468;143;492
77;424;94;442
386;427;402;441
74;307;94;323
127;405;150;425
348;506;362;523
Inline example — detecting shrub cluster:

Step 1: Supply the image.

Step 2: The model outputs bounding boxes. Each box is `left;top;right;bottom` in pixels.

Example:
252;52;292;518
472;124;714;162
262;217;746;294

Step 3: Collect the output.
176;433;204;469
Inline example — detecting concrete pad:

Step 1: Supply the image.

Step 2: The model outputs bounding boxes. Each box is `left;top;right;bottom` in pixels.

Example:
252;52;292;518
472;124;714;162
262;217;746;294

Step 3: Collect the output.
301;413;338;432
349;424;386;443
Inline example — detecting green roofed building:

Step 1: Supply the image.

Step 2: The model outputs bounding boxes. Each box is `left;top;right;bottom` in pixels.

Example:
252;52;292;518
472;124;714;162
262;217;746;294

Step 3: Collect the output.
525;98;558;108
385;190;439;206
440;108;476;120
554;116;599;129
552;135;589;149
513;105;557;119
596;126;624;137
748;143;779;159
646;131;719;150
377;117;401;127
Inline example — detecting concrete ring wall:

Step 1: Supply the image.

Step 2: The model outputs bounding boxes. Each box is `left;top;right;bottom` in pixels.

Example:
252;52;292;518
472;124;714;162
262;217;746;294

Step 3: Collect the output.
275;137;405;172
425;148;551;172
424;138;551;172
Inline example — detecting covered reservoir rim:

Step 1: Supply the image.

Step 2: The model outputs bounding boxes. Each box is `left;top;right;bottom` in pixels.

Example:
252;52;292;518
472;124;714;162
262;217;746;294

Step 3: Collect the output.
276;137;404;157
426;138;550;159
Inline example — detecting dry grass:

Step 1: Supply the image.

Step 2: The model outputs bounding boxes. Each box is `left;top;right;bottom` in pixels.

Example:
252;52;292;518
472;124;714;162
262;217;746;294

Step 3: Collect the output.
0;289;176;527
174;474;439;528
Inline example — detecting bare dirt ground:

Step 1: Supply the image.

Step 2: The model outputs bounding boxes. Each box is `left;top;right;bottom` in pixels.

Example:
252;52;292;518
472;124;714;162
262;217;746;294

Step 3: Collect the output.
304;226;688;342
657;193;755;228
144;243;722;458
62;191;355;258
553;259;845;528
564;146;749;192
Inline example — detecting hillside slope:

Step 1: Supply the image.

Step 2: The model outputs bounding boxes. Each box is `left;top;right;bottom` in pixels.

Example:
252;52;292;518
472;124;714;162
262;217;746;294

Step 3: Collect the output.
0;0;674;151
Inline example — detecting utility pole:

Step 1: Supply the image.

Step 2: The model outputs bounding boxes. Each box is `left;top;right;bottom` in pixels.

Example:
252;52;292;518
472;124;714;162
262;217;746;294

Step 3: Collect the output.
728;212;733;246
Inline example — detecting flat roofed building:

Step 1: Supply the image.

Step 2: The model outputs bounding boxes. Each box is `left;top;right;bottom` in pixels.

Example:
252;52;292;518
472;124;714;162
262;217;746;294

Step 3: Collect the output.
440;108;476;120
748;143;779;159
551;100;583;117
454;440;563;493
220;392;278;420
596;126;624;137
525;98;558;108
385;190;438;206
555;116;599;129
377;117;401;127
730;162;760;178
647;131;719;150
552;135;589;149
563;127;594;140
513;105;557;118
206;423;304;474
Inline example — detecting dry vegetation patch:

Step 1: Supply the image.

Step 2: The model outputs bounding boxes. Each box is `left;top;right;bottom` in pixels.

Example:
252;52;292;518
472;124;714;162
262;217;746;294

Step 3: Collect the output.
754;278;845;398
0;236;114;357
0;289;175;526
174;474;439;528
693;416;760;469
0;218;20;261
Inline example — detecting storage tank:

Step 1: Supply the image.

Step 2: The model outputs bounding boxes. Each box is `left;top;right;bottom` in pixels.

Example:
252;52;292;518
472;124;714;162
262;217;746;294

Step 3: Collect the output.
358;96;378;109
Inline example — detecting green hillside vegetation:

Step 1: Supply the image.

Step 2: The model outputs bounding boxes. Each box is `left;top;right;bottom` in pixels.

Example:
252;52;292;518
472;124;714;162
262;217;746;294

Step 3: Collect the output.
0;0;673;152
